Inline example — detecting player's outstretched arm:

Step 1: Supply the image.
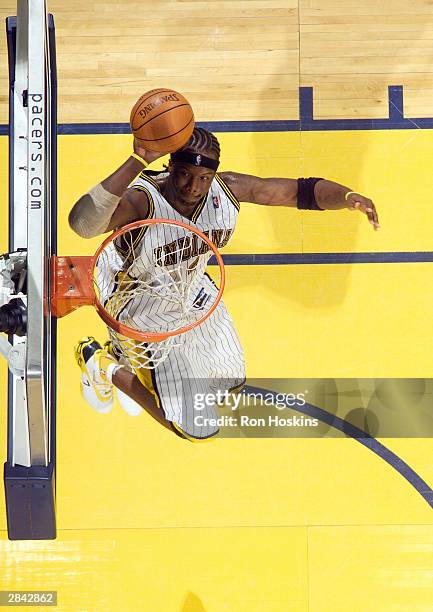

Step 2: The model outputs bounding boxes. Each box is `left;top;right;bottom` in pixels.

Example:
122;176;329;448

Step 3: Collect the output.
68;139;163;238
219;171;380;231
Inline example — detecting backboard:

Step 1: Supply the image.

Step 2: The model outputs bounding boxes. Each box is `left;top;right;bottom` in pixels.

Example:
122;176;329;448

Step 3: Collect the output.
0;0;57;540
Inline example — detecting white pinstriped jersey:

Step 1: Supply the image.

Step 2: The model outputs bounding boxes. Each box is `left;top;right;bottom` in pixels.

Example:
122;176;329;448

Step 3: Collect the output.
112;170;245;438
112;170;241;328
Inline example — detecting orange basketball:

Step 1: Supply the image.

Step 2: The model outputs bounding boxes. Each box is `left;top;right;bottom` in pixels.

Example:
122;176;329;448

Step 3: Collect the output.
130;88;195;153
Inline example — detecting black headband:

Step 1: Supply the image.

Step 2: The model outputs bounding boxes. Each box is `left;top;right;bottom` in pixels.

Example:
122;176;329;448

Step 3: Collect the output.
171;150;219;171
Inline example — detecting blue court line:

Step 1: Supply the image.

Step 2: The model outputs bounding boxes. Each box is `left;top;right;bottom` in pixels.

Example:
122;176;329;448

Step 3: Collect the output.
1;85;431;135
208;251;433;266
244;385;433;509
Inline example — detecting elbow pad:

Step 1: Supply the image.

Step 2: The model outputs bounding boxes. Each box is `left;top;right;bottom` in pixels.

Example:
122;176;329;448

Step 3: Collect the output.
68;184;121;238
297;178;324;210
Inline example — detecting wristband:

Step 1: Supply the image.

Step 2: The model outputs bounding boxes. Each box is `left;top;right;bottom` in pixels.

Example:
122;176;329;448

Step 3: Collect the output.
345;191;358;201
131;152;148;167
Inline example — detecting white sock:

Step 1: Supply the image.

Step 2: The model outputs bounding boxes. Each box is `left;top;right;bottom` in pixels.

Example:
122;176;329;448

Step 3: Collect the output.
105;362;124;383
116;388;143;417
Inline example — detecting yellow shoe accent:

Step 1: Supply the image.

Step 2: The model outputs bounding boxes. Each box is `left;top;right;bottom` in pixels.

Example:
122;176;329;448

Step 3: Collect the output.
103;340;116;359
75;336;97;369
99;352;117;381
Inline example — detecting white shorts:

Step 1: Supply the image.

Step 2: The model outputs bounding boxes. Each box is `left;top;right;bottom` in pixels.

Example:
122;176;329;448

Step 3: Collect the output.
136;292;246;439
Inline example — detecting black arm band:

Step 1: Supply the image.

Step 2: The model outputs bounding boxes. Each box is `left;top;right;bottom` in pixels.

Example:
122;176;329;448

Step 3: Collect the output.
297;177;325;210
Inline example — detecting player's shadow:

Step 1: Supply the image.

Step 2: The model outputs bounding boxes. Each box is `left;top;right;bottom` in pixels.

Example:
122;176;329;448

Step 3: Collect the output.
218;40;396;312
236;11;431;312
251;75;367;310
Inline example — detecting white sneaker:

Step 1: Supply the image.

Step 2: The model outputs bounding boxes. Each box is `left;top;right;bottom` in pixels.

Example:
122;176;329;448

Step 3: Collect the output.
75;336;115;414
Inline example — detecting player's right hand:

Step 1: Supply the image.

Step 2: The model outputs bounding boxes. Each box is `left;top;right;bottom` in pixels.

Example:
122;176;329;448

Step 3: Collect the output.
346;192;380;231
133;137;166;164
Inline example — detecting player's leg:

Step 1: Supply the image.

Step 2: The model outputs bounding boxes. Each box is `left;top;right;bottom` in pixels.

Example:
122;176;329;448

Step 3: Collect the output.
112;367;208;441
75;336;191;438
106;324;222;442
109;365;174;432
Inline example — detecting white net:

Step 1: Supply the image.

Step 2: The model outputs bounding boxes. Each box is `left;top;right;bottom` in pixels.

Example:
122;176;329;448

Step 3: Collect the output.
93;220;222;369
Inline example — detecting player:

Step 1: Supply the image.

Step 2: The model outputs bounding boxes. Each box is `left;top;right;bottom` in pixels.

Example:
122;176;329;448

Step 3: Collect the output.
69;127;379;441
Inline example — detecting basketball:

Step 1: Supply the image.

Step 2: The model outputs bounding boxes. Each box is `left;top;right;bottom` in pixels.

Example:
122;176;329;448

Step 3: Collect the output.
130;88;195;153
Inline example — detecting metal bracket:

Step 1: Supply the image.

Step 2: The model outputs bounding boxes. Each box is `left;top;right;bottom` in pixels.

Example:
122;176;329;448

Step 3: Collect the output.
0;251;27;307
0;252;27;376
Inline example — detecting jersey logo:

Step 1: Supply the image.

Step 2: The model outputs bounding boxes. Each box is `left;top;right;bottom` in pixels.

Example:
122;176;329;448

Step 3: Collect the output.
212;196;220;208
192;288;210;310
153;229;233;267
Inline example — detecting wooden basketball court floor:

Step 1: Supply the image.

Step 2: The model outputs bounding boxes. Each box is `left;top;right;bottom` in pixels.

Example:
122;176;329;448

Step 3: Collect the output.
1;1;433;610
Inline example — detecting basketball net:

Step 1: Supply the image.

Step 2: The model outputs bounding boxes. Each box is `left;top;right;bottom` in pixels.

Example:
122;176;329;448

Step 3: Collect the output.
51;218;225;369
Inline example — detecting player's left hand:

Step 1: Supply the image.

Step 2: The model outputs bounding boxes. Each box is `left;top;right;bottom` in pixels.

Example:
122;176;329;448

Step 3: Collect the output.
346;192;380;231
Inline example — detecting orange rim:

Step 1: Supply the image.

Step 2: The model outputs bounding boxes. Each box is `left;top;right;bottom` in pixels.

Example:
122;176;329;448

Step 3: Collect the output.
91;218;225;342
